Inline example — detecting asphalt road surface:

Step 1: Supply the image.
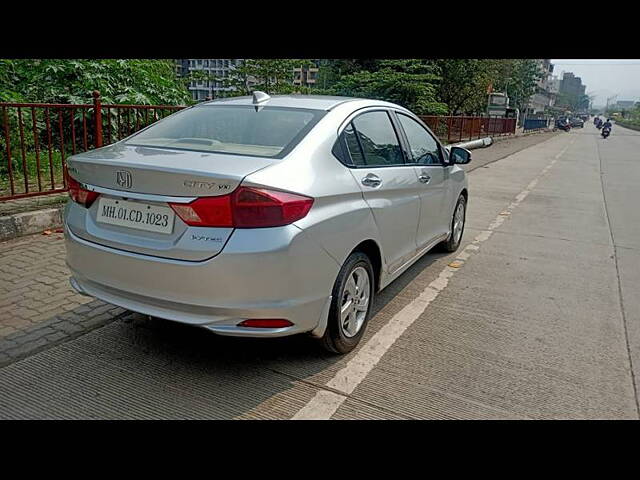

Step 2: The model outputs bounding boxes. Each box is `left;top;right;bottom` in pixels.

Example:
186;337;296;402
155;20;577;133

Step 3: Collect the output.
1;123;639;419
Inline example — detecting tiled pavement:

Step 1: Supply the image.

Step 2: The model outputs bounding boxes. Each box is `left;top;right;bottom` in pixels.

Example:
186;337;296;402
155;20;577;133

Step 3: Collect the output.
0;231;127;366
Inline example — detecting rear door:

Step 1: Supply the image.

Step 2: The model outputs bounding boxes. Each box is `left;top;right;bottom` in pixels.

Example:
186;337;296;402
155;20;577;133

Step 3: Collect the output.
343;110;421;273
393;112;450;248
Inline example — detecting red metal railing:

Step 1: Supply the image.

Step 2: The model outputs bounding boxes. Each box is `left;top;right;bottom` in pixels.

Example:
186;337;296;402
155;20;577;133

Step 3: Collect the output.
0;91;185;201
1;98;517;202
419;115;516;144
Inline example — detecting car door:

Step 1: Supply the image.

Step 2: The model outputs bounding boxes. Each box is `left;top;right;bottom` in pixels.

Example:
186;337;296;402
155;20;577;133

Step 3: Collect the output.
342;110;421;273
393;112;450;248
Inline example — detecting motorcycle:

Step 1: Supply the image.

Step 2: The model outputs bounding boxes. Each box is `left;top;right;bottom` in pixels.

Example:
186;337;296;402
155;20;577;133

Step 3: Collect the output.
601;127;611;139
557;123;571;132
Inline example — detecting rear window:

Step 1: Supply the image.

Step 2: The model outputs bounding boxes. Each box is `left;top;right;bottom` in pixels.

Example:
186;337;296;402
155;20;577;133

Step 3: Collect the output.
125;105;325;158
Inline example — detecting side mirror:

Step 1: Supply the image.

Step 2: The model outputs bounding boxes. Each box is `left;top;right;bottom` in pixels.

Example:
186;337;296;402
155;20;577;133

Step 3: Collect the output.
450;146;472;165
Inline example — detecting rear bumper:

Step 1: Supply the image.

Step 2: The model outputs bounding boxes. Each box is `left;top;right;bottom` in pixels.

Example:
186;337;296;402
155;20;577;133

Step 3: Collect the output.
65;225;339;337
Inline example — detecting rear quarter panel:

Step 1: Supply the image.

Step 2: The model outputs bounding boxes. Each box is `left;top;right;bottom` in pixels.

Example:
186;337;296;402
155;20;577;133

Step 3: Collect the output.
241;108;384;271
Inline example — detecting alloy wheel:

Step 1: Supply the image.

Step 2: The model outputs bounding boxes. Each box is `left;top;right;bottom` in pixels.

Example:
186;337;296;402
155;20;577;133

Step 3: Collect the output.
339;266;371;338
453;201;465;245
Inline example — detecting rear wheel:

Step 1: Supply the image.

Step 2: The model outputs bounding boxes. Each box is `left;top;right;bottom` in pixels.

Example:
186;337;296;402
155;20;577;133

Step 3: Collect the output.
318;252;374;354
438;194;466;253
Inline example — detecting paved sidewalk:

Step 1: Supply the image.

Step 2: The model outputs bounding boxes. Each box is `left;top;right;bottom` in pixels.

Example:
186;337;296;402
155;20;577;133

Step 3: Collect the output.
0;231;126;366
468;131;559;172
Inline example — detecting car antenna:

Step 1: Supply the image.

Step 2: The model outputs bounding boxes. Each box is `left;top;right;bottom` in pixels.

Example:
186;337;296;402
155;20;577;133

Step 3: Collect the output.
252;91;270;112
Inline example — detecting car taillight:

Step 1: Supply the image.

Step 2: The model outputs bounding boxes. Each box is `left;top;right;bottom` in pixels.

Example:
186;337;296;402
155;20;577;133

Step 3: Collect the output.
170;195;233;227
169;187;313;228
232;187;314;228
66;172;99;208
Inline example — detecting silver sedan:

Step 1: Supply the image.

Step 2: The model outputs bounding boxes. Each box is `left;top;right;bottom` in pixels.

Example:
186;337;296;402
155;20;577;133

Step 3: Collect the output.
64;93;470;353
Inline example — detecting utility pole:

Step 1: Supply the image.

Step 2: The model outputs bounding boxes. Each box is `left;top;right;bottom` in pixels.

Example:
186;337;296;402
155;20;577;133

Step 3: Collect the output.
586;91;595;112
605;94;618;115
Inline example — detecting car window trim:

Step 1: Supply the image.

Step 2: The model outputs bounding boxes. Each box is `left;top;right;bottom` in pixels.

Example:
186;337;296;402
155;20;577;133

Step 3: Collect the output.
337;108;411;169
124;105;327;160
352;110;408;167
393;110;445;166
341;122;365;166
397;110;450;166
388;110;413;163
331;128;353;166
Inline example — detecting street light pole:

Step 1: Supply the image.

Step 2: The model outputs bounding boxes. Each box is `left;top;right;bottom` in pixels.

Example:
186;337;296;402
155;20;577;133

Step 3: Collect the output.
605;94;618;115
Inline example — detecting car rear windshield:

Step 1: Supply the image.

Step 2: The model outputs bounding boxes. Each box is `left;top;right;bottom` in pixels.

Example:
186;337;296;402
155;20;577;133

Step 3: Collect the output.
125;105;325;158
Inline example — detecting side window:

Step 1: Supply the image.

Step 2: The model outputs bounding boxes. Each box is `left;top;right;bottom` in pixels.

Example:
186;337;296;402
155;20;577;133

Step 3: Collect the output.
352;111;405;166
343;123;366;166
397;113;442;165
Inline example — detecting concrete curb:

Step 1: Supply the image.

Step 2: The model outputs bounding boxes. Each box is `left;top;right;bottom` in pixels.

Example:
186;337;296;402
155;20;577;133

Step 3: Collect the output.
615;121;640;132
0;206;64;242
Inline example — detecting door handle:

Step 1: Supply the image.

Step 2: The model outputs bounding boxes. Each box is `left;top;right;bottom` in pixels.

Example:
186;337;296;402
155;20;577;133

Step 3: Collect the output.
361;174;382;187
418;174;431;184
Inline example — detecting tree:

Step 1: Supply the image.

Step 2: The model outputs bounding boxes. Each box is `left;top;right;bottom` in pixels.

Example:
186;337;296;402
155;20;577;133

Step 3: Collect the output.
490;59;543;114
0;60;23;102
317;60;448;115
315;59;383;89
0;60;195;182
556;91;590;111
0;59;193;105
317;59;543;117
432;59;497;115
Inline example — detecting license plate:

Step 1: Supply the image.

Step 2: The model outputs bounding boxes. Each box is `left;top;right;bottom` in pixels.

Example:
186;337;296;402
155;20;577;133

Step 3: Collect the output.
96;197;175;234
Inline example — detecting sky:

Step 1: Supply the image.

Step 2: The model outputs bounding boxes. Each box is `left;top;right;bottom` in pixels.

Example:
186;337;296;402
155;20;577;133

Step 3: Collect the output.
550;59;640;107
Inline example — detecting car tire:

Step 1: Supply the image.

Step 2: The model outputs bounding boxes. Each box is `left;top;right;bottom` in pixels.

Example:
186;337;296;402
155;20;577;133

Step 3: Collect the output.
438;194;467;253
318;252;374;354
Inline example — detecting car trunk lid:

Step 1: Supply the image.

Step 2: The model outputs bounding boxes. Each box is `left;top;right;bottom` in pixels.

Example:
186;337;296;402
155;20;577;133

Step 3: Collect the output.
65;143;275;261
66;143;273;196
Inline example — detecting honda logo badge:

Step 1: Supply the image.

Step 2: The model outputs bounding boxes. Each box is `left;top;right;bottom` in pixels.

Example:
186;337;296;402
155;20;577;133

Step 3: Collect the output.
116;170;132;189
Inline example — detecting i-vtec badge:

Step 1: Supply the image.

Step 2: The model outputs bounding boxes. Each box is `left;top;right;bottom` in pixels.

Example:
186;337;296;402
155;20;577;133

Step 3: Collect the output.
116;170;133;189
184;180;232;190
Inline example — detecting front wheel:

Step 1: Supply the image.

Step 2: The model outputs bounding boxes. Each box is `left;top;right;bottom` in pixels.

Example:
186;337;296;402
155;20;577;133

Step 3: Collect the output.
438;194;467;253
318;252;374;354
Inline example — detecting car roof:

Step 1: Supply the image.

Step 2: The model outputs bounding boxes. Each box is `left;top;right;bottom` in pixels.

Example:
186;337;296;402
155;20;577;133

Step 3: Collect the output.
197;94;374;111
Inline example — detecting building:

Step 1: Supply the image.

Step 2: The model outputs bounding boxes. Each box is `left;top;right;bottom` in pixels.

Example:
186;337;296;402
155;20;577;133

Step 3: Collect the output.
176;59;244;101
548;76;561;96
559;72;586;98
177;59;322;101
293;63;319;87
554;72;589;111
526;59;556;115
615;100;636;109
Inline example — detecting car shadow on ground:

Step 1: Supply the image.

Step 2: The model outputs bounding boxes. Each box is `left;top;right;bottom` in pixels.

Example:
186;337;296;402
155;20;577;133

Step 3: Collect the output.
128;248;451;365
0;244;454;419
61;248;452;419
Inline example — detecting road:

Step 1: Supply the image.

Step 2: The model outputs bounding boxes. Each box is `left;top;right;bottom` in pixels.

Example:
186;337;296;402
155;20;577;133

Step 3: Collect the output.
0;123;639;419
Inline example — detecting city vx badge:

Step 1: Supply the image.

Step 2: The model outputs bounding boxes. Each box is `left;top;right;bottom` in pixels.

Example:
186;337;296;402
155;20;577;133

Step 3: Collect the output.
116;170;132;189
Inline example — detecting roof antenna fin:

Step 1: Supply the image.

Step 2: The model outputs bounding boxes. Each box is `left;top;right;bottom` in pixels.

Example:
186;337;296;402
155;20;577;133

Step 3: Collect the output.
252;91;270;105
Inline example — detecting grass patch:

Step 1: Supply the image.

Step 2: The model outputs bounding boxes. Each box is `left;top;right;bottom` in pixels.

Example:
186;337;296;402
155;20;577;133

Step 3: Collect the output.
1;150;66;197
